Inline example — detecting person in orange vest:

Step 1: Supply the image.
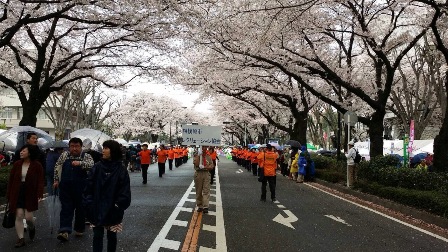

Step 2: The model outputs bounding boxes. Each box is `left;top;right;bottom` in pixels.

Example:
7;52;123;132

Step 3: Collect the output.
250;148;258;176
174;146;181;168
257;146;265;180
208;147;219;184
167;146;175;170
138;144;151;184
157;144;168;177
244;147;251;171
260;144;279;202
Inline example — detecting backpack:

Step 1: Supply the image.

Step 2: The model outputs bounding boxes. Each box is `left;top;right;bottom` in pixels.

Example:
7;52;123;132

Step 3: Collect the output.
354;149;362;164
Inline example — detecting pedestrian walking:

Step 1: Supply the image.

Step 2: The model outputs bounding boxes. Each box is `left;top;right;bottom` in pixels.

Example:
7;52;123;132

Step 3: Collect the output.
6;144;44;248
157;144;168;177
193;146;214;213
167;146;174;170
208;147;219;184
83;140;131;252
260;144;279;202
346;140;357;187
13;132;47;169
281;148;290;176
53;137;94;241
137;144;151;184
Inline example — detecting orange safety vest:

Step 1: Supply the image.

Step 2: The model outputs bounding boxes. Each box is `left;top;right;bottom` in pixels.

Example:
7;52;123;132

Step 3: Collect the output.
157;149;168;163
168;149;175;160
250;152;258;164
138;149;151;164
263;151;278;176
209;151;217;160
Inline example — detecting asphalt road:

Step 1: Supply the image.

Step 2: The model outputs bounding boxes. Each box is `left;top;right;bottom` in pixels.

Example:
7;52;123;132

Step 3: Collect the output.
0;157;447;251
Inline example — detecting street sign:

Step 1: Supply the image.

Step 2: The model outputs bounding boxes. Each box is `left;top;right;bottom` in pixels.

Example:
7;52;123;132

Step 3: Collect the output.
344;111;358;125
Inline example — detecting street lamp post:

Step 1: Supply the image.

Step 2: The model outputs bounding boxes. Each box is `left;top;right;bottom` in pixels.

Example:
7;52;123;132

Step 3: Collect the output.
169;121;172;145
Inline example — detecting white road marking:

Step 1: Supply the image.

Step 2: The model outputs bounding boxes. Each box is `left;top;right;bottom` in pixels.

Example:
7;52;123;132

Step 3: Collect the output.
273;210;299;230
325;215;352;226
147;181;195;251
148;164;228;251
199;164;228;251
305;183;448;242
236;169;244;173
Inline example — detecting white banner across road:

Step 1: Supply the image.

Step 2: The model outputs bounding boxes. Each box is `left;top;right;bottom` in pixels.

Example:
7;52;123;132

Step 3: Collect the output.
181;125;222;146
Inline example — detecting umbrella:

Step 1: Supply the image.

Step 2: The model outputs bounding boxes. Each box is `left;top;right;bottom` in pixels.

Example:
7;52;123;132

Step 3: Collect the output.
285;140;301;148
45;189;61;234
0;126;53;152
70;128;111;152
44;140;69;149
411;153;428;164
114;138;128;146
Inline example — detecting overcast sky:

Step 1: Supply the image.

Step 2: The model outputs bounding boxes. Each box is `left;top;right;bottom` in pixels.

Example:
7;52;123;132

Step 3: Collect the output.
125;81;212;114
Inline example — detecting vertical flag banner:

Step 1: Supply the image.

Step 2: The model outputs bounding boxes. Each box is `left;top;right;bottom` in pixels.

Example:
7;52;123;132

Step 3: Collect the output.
408;120;415;154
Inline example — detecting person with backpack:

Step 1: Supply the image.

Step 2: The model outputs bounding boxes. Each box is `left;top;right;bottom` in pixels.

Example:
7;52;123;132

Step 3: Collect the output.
346;140;359;188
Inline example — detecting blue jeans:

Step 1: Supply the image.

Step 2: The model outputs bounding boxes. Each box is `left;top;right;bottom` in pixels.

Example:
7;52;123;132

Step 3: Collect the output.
59;180;85;234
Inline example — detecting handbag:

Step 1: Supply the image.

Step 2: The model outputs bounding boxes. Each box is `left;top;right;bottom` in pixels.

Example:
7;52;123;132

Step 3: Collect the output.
2;203;15;229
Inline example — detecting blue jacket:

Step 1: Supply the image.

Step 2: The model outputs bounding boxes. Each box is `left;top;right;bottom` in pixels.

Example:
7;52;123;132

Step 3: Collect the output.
83;159;131;226
45;151;61;176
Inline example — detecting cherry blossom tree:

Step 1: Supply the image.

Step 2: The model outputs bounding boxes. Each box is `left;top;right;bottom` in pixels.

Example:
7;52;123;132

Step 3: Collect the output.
176;0;430;158
389;35;444;140
105;92;203;143
0;0;182;127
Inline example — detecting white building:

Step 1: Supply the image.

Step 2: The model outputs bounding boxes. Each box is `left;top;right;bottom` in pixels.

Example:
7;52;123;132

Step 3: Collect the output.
0;89;63;138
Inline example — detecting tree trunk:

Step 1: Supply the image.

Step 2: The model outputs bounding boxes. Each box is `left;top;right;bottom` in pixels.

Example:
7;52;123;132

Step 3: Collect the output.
289;111;307;146
433;96;448;172
19;102;40;127
368;111;386;157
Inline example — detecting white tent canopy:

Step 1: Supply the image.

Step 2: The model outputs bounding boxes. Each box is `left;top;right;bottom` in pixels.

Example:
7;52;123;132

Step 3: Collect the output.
354;139;434;157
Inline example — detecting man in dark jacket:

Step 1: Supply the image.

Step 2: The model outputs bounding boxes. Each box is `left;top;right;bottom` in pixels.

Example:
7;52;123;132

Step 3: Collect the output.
13;132;46;168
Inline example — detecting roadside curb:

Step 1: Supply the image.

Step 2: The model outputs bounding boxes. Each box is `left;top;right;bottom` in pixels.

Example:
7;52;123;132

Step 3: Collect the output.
313;178;448;229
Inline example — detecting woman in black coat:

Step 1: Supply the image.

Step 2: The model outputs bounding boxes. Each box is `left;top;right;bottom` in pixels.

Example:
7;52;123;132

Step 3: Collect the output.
83;140;131;252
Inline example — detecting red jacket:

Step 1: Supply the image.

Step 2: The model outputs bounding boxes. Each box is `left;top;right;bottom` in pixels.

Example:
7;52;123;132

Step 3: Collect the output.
7;160;44;212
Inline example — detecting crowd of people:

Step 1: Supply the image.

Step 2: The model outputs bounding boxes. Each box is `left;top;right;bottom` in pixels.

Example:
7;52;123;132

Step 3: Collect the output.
4;131;223;250
5;133;132;251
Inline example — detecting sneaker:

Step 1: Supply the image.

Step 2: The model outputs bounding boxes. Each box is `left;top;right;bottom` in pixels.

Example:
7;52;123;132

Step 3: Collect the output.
197;208;203;212
272;198;277;202
260;198;266;202
57;232;69;242
203;208;209;214
14;238;25;248
142;181;147;184
74;231;83;237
